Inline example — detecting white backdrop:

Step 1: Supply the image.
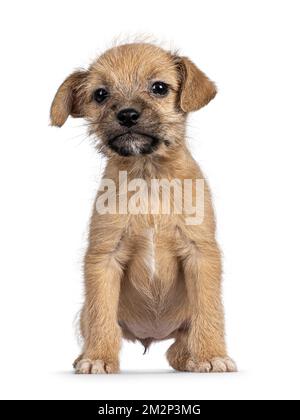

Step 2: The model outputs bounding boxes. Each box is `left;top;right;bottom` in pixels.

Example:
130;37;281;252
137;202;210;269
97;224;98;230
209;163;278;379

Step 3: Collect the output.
0;0;300;400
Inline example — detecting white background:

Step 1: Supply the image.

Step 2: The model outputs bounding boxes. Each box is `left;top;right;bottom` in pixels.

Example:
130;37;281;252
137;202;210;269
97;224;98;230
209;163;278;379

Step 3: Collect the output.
0;0;300;400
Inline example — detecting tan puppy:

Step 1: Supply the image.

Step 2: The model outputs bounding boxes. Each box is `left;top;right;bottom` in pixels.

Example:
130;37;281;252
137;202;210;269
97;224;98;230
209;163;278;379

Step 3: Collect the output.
50;43;236;374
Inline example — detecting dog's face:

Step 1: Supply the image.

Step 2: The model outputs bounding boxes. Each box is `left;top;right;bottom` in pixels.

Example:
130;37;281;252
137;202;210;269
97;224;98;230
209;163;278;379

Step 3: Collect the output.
51;43;216;157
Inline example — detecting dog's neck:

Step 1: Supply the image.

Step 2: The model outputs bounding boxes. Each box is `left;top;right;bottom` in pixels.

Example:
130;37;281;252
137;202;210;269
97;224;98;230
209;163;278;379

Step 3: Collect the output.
105;143;200;181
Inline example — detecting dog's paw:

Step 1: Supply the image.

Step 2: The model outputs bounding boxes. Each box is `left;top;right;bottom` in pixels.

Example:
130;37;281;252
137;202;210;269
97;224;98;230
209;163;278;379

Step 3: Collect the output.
74;358;119;374
186;356;237;373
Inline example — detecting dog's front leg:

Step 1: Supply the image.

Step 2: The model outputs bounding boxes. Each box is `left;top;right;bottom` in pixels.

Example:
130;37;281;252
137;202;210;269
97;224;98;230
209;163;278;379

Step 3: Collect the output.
179;240;236;372
75;229;128;374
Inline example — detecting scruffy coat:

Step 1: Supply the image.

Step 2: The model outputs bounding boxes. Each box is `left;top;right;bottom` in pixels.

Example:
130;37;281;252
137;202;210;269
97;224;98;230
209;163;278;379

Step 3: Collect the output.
51;43;236;374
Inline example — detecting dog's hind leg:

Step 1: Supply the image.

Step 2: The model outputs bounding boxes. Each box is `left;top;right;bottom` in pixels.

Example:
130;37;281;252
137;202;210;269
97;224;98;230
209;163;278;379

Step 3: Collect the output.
166;331;191;371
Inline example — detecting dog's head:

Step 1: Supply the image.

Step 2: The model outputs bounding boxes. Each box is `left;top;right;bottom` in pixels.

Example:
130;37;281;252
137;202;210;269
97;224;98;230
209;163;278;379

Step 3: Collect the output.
50;43;216;157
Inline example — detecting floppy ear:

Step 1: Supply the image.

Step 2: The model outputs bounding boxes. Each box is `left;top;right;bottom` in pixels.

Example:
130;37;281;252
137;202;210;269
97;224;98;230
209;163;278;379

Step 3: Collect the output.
50;70;88;127
177;57;217;112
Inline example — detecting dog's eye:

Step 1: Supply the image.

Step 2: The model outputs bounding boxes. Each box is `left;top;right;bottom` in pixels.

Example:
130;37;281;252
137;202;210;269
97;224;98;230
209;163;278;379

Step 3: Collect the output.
93;88;109;104
151;81;169;96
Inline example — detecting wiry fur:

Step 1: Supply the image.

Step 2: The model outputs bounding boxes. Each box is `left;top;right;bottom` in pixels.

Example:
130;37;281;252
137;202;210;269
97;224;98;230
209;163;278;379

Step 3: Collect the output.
50;43;236;374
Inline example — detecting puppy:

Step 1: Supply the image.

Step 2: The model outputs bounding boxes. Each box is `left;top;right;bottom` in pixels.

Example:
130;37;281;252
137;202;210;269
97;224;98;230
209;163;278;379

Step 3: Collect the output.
50;43;236;374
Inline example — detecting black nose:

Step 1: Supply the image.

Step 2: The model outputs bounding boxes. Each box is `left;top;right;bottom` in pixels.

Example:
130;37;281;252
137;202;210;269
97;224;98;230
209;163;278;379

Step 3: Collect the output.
117;108;140;127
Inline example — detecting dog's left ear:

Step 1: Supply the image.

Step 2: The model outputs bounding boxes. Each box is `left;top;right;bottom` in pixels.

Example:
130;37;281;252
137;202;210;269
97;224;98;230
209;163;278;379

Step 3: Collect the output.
176;57;217;112
50;70;88;127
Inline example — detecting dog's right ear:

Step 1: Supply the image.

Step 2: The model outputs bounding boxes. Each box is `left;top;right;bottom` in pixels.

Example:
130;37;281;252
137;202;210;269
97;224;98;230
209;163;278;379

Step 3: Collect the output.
50;70;88;127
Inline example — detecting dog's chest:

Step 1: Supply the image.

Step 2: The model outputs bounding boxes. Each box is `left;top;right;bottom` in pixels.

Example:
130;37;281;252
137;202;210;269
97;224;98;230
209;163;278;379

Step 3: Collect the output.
123;224;180;297
143;227;156;280
119;226;187;340
127;222;179;280
127;227;158;282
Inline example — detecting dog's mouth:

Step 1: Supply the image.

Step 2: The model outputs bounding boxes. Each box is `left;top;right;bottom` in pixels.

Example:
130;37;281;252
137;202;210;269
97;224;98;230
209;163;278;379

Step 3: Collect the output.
107;131;160;157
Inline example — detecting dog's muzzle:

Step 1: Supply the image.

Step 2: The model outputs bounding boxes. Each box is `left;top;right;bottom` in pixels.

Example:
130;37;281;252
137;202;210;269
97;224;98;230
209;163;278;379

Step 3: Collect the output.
108;132;160;156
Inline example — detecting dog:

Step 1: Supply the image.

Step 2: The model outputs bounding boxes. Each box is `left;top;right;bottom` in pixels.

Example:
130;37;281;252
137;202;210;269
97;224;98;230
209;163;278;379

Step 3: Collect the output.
50;42;236;374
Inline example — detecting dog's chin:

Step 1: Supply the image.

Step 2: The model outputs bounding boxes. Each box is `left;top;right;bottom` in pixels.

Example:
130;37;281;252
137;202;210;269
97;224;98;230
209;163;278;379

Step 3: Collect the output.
107;132;160;157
